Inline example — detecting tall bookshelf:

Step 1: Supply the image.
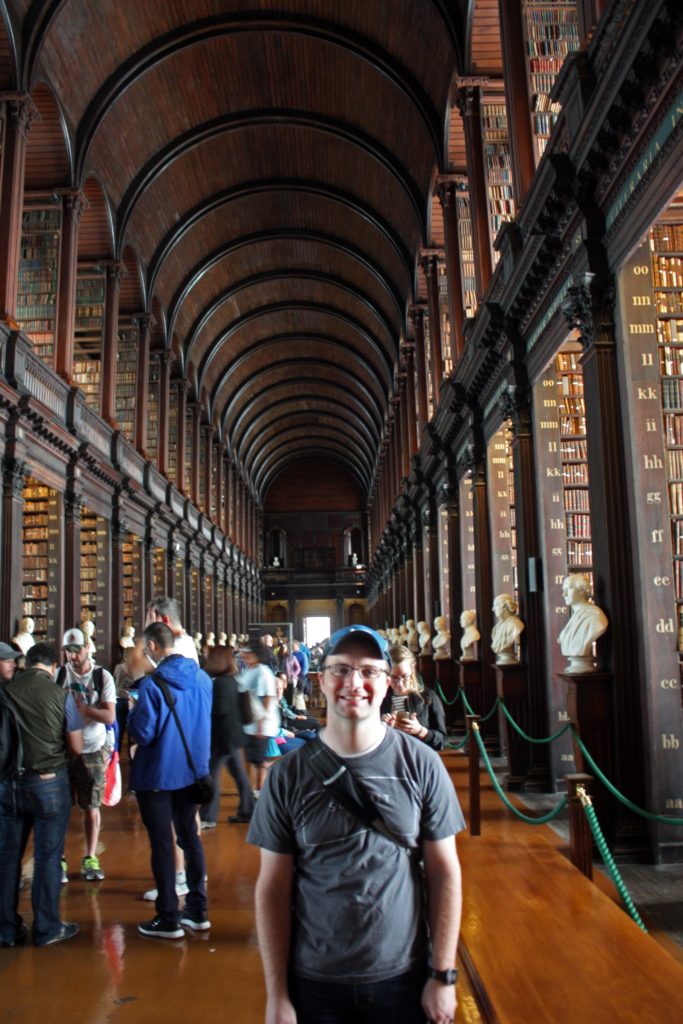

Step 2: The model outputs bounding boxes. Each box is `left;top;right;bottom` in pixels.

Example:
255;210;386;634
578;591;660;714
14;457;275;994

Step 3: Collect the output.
153;547;166;595
481;99;515;261
73;268;105;412
487;424;517;600
523;1;580;163
199;432;207;513
651;222;683;645
167;391;178;485
21;480;55;640
16;206;62;365
438;258;453;377
115;324;138;443
147;355;160;462
184;407;193;495
206;574;214;635
80;508;100;623
122;534;142;632
455;192;477;317
556;347;592;578
507;425;518;600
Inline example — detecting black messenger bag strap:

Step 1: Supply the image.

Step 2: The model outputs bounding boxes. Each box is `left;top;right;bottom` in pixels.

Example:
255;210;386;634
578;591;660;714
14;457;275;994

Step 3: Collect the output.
153;673;200;782
301;738;411;854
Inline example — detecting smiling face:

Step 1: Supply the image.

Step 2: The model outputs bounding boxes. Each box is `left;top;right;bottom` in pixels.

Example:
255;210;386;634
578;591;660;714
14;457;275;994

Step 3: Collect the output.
390;662;413;696
320;639;389;723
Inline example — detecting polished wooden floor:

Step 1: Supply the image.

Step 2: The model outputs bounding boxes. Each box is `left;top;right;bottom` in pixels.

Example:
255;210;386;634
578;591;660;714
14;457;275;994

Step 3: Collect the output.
1;753;682;1023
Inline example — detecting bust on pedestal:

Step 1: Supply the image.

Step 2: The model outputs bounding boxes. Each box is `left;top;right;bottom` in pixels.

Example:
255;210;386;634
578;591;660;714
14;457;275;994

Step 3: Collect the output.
81;617;96;658
12;617;35;655
491;594;524;665
432;616;451;660
459;610;480;662
218;632;227;646
119;625;135;650
206;631;216;648
405;619;419;653
558;574;608;673
417;621;432;656
193;632;203;654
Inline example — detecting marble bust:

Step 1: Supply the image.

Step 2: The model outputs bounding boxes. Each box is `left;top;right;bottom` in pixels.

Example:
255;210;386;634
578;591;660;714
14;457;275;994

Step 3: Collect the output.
218;632;228;646
405;619;419;653
206;631;216;647
459;610;480;661
81;617;96;657
193;632;203;654
417;620;432;656
432;616;451;660
491;594;524;665
12;616;35;655
558;573;608;673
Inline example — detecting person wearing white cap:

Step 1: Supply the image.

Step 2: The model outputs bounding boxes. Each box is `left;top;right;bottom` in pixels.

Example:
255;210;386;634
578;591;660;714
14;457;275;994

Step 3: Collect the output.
0;642;22;684
57;628;116;882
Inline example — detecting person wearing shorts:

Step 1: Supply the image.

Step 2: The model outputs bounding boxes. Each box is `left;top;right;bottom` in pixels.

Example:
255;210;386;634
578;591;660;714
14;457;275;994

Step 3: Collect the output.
237;641;280;794
59;628;116;882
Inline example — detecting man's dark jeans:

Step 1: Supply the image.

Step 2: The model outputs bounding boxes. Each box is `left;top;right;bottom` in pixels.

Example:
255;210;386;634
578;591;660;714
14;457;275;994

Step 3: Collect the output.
0;768;71;945
288;966;428;1024
136;787;207;923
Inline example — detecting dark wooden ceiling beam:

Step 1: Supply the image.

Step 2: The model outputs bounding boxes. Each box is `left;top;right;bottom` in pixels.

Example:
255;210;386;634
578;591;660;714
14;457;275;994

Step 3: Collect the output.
114;110;426;247
252;432;371;495
147;179;414;296
257;447;368;504
200;302;394;397
239;407;376;472
230;377;382;454
221;359;385;442
184;269;399;370
166;229;407;344
72;13;444;179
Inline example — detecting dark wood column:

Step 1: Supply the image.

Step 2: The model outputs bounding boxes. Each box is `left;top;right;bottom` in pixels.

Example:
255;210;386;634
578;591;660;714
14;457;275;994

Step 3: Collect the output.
64;490;82;630
456;83;493;299
174;382;188;493
466;440;497;742
101;263;124;424
202;425;213;516
157;351;171;476
143;534;155;609
563;276;647;851
498;0;536;207
214;443;224;530
55;191;85;382
422;252;444;401
0;96;37;325
502;380;551;788
225;460;233;540
398;377;410;478
401;342;419;456
134;313;154;454
190;403;201;506
422;501;440;625
408;304;429;437
0;456;28;638
392;400;402;497
110;516;125;659
410;510;426;623
437;178;466;361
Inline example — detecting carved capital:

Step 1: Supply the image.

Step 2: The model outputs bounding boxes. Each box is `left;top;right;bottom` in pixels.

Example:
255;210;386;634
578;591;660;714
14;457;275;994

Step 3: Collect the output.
2;458;29;498
64;492;83;524
106;261;126;288
407;303;427;333
63;189;88;222
3;94;40;138
561;273;595;349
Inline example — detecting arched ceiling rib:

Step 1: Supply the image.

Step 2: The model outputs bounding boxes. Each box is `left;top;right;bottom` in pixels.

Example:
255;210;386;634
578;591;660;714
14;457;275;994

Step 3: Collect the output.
13;0;463;504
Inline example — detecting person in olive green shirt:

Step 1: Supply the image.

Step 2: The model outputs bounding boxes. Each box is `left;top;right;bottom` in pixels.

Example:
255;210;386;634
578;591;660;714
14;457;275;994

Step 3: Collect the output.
0;642;83;947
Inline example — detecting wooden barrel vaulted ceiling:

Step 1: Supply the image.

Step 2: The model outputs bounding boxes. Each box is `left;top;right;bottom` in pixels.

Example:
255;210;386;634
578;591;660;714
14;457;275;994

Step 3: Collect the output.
2;0;469;502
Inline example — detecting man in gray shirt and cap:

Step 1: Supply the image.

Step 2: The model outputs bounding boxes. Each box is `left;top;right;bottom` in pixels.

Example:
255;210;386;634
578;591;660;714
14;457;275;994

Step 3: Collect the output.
248;625;464;1024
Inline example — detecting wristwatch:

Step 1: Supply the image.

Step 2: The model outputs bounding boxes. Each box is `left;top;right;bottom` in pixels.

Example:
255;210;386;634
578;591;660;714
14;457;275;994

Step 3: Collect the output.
429;967;458;985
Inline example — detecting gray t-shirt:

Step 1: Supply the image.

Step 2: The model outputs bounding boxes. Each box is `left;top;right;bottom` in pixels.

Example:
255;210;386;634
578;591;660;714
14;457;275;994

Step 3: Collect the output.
247;727;465;983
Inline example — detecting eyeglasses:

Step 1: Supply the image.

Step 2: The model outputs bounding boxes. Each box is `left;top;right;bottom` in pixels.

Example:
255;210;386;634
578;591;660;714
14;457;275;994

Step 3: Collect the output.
324;663;387;681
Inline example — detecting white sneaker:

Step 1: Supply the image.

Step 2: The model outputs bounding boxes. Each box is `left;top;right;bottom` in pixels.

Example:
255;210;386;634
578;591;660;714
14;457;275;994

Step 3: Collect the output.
143;872;189;901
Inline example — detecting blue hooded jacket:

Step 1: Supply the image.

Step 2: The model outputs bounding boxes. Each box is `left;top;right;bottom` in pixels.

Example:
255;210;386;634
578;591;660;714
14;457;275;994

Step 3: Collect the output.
128;654;211;792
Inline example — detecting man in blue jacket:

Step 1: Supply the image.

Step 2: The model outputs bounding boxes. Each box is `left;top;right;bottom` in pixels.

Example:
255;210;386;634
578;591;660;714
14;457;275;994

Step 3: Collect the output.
128;621;212;939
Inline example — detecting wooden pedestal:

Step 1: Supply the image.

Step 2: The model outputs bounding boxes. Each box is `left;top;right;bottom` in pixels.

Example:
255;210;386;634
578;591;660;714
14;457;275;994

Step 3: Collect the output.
434;658;456;727
495;663;530;791
560;671;614;838
418;654;435;690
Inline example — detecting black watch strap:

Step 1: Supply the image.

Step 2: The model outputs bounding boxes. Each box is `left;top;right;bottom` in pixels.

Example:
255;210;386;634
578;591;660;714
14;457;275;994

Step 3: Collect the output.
429;967;458;985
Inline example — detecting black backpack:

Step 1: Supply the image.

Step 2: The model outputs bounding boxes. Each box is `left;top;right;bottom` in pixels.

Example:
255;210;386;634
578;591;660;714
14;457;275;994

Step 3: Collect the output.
56;665;104;699
0;688;24;781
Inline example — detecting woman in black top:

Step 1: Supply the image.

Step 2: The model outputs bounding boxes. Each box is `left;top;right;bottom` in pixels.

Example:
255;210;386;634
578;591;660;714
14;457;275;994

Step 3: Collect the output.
199;646;255;826
380;644;448;751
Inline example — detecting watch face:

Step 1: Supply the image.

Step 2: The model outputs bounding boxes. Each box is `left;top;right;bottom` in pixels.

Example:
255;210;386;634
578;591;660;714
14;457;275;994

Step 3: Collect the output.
431;967;458;984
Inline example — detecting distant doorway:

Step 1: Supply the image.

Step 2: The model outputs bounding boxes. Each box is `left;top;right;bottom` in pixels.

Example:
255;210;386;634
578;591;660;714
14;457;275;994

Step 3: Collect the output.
303;616;331;646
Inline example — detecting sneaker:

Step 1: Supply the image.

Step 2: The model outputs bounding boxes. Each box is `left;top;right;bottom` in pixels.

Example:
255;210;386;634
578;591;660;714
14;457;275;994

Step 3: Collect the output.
143;872;189;901
60;859;68;884
180;912;211;932
137;916;184;939
35;923;79;947
199;820;217;831
0;922;28;948
81;856;105;881
228;814;252;824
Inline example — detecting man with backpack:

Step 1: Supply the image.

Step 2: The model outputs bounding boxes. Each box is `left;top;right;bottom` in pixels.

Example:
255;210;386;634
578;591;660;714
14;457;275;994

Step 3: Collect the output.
57;628;116;882
0;642;83;946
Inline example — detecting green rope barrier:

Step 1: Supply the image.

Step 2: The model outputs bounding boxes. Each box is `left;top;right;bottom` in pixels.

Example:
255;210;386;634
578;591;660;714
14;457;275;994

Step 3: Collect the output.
572;730;683;827
499;701;574;745
460;689;476;716
577;787;647;932
435;682;461;706
473;725;568;825
478;696;501;723
446;734;469;751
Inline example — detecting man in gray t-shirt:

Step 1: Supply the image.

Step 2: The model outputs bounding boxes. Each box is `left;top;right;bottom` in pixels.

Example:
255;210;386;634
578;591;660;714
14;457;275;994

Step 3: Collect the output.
248;625;465;1024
